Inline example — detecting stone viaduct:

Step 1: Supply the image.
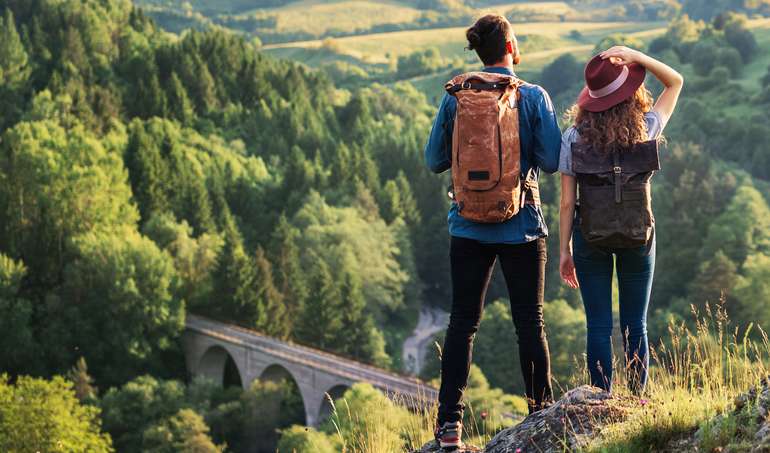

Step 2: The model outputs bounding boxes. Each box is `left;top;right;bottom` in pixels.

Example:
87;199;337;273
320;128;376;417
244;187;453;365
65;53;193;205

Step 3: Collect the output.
183;314;438;427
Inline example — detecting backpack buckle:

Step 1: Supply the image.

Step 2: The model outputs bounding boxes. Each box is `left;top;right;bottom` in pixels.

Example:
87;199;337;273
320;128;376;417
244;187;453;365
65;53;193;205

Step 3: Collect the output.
613;166;622;174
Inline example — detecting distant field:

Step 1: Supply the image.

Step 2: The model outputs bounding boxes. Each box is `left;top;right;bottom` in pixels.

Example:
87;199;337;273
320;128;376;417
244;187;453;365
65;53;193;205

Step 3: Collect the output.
250;1;423;36
235;1;583;38
404;26;669;103
493;1;576;15
265;21;662;63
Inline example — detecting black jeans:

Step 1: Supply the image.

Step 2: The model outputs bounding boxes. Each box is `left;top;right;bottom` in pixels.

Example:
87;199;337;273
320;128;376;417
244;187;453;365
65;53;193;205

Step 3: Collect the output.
438;236;553;423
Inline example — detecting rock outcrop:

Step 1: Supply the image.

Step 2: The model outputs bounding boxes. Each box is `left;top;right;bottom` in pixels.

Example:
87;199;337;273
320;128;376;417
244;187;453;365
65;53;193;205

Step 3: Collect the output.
413;385;634;453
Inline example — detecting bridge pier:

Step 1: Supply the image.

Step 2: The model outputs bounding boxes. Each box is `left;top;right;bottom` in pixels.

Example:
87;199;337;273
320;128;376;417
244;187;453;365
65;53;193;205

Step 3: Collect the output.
298;382;325;428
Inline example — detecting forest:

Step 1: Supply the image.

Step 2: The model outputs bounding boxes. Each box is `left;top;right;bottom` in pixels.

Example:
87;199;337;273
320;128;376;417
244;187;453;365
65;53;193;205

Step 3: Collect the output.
0;0;769;452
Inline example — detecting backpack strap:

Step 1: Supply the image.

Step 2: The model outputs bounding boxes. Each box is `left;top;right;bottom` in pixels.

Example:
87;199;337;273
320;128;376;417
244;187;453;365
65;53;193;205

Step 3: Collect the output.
520;167;540;208
444;72;521;97
446;80;512;94
612;149;622;203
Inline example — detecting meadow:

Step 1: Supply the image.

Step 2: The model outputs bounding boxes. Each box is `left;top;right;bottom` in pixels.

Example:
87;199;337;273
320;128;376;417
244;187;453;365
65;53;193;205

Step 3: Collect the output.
263;21;661;63
243;0;424;37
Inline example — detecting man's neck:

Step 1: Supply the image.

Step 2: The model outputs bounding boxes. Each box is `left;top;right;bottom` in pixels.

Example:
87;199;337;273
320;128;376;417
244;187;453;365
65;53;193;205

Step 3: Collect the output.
489;63;513;70
487;57;514;72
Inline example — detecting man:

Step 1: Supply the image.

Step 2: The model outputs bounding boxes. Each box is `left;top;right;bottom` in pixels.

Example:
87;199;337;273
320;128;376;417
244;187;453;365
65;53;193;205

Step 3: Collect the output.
424;14;561;451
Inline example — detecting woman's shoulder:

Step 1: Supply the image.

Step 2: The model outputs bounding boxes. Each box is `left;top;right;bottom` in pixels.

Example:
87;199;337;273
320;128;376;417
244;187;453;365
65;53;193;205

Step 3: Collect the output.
644;111;664;140
561;126;579;144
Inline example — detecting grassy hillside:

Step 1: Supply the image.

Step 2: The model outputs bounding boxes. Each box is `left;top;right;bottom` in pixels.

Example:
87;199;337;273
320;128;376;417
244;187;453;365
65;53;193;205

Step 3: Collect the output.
361;25;665;102
264;21;661;63
243;1;422;36
137;0;655;44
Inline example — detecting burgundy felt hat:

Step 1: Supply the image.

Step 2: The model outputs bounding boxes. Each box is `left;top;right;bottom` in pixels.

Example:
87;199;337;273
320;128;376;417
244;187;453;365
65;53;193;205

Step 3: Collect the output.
577;54;646;112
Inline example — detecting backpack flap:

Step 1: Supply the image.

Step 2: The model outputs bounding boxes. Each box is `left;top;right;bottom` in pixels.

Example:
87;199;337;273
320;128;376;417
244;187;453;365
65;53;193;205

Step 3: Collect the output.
572;140;659;248
571;140;660;175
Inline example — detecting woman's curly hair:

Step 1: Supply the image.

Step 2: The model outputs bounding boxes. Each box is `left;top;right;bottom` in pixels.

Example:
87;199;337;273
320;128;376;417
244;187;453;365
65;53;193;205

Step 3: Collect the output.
567;84;655;149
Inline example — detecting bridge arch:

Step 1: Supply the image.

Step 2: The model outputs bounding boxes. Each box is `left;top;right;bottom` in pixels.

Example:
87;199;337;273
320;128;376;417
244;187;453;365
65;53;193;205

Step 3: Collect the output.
260;363;298;384
319;384;350;423
198;345;245;389
258;364;309;425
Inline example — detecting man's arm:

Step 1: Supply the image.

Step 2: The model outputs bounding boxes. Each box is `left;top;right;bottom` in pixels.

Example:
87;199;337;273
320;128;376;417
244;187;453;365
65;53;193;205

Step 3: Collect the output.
424;94;454;174
529;87;562;174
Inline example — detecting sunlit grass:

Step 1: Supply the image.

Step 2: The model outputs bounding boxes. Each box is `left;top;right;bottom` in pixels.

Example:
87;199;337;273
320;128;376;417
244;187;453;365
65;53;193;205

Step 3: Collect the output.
258;1;423;36
588;301;769;452
264;22;660;62
319;300;770;452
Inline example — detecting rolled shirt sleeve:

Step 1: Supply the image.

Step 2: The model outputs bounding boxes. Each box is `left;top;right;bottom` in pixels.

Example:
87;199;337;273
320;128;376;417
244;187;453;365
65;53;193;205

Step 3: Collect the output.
558;127;579;176
645;111;664;140
529;86;562;174
424;94;455;174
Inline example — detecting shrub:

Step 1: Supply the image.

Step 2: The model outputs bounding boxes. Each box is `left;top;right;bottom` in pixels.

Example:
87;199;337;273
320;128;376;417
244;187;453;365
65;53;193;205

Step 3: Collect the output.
0;375;113;452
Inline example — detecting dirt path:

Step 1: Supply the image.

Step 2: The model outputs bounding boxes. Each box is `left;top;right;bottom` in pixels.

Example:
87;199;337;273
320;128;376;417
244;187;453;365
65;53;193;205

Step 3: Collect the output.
402;306;449;375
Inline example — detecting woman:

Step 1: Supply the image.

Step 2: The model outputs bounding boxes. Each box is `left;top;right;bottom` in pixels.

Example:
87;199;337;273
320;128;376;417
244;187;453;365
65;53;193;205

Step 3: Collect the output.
558;46;683;393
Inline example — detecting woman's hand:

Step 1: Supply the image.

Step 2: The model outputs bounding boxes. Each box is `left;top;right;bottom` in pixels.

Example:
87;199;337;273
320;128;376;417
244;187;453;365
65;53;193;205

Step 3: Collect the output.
560;253;579;289
600;46;643;66
601;45;683;126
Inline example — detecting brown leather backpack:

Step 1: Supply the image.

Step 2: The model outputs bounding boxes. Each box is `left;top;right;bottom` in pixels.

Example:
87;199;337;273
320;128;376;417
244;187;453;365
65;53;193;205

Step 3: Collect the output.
571;140;660;248
444;72;539;223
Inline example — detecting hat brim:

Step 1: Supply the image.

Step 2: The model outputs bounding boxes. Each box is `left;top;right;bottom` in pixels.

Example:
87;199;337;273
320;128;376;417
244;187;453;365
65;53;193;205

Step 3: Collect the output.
577;63;646;113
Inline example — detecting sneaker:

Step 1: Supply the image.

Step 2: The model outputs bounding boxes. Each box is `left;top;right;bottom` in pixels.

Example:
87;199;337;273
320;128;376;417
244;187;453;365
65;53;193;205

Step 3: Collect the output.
435;420;463;451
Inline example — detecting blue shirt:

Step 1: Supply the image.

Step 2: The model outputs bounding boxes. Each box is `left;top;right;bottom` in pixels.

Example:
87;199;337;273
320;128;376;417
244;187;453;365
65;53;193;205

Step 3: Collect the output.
423;66;562;244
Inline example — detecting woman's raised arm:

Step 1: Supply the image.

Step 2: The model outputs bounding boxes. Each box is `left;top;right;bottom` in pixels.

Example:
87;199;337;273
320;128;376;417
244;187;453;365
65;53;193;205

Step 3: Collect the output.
600;46;684;127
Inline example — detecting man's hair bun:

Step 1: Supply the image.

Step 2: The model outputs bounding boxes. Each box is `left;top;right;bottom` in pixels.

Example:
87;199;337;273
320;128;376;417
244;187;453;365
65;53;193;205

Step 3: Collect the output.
466;29;482;50
465;14;515;66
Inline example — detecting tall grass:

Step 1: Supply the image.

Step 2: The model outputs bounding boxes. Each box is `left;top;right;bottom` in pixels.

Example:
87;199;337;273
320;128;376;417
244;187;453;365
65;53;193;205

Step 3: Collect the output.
589;301;770;452
320;300;770;452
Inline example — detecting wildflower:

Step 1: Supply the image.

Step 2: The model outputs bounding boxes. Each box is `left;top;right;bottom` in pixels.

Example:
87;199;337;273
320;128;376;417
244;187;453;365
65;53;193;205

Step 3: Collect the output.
640;399;648;406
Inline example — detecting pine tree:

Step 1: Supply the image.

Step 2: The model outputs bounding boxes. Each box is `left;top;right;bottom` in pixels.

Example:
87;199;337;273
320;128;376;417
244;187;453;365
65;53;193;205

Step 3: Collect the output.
66;357;97;402
269;215;307;333
190;55;217;114
337;270;390;367
125;121;171;222
252;247;289;338
294;257;342;350
166;71;195;125
0;8;29;128
0;9;29;88
210;218;256;322
395;171;420;226
60;26;90;79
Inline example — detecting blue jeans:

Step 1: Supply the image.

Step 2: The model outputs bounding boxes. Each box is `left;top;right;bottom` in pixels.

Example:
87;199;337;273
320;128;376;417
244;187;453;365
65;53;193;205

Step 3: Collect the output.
572;227;655;393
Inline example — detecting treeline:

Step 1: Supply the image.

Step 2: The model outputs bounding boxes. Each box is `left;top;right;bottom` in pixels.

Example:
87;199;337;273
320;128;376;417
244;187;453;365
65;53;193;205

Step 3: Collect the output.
0;0;456;450
0;0;455;387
